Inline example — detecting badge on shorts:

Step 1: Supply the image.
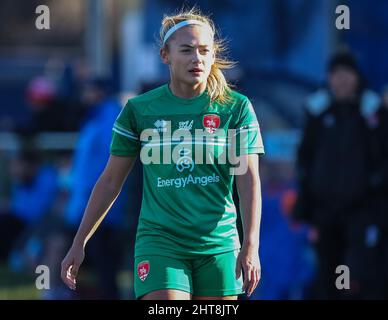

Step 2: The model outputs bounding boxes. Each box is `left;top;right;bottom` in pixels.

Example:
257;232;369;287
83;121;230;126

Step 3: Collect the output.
203;114;220;133
137;260;150;282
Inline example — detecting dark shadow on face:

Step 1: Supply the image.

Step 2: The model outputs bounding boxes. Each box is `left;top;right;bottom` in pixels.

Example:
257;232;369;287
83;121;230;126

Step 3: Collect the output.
328;66;360;102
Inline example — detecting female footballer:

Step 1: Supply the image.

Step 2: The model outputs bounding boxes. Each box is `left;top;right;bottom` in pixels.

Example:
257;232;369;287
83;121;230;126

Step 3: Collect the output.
61;8;264;300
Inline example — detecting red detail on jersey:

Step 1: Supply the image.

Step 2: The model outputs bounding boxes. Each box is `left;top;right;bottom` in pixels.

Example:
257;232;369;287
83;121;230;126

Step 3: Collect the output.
137;261;150;281
202;114;220;133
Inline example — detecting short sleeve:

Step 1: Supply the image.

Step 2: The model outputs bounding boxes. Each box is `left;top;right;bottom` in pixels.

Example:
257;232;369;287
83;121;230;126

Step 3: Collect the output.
233;98;265;156
109;100;141;156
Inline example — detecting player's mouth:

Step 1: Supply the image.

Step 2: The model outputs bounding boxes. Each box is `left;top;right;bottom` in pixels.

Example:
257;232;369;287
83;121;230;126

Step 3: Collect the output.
189;68;204;76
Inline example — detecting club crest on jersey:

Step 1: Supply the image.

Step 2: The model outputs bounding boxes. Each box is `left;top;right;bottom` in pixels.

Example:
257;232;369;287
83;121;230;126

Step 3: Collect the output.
137;260;150;281
202;114;220;133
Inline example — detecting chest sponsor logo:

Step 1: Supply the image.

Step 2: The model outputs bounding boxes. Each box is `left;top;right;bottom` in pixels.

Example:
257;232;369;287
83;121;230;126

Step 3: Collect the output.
176;148;194;172
178;120;193;130
157;148;220;188
203;114;220;133
157;173;220;188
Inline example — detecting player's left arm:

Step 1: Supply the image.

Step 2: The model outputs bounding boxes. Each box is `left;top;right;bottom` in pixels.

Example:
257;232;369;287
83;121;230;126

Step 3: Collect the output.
235;153;262;297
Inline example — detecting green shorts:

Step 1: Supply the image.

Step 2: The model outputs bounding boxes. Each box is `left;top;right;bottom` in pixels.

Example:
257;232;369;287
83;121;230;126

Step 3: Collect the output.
134;249;244;299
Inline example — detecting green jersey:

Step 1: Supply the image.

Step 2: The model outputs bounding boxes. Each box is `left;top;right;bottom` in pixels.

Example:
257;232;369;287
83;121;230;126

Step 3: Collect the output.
110;84;264;258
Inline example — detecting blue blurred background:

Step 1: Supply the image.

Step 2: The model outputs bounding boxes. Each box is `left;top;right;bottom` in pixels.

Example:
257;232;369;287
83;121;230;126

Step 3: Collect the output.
0;0;387;300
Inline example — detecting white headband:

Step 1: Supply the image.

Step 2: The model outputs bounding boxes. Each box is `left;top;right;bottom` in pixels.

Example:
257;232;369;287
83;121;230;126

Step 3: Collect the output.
163;20;213;45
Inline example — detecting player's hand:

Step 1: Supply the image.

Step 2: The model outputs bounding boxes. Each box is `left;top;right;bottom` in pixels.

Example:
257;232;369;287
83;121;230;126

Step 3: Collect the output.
61;243;85;290
235;244;261;298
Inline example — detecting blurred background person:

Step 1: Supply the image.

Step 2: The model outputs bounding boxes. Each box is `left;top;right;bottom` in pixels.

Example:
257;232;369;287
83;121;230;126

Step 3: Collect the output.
21;70;85;135
292;48;384;299
249;159;315;300
61;77;129;299
23;76;63;134
0;144;58;266
382;86;388;111
373;84;388;298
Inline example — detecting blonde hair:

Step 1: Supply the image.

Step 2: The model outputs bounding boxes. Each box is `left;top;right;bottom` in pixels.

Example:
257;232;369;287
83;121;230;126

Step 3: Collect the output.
159;7;235;104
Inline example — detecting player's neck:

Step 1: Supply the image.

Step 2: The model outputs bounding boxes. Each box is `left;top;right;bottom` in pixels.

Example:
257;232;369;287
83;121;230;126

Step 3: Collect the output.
169;80;206;99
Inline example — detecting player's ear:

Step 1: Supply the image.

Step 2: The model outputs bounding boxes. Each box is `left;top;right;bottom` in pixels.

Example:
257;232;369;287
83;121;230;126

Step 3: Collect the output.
160;47;170;65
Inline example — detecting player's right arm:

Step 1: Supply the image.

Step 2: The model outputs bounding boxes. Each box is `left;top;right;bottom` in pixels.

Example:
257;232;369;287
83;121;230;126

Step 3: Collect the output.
60;155;137;290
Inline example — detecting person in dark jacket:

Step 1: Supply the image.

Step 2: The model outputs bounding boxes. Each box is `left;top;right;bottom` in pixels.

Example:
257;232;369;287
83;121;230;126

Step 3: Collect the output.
293;49;384;299
0;146;58;262
373;85;388;298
